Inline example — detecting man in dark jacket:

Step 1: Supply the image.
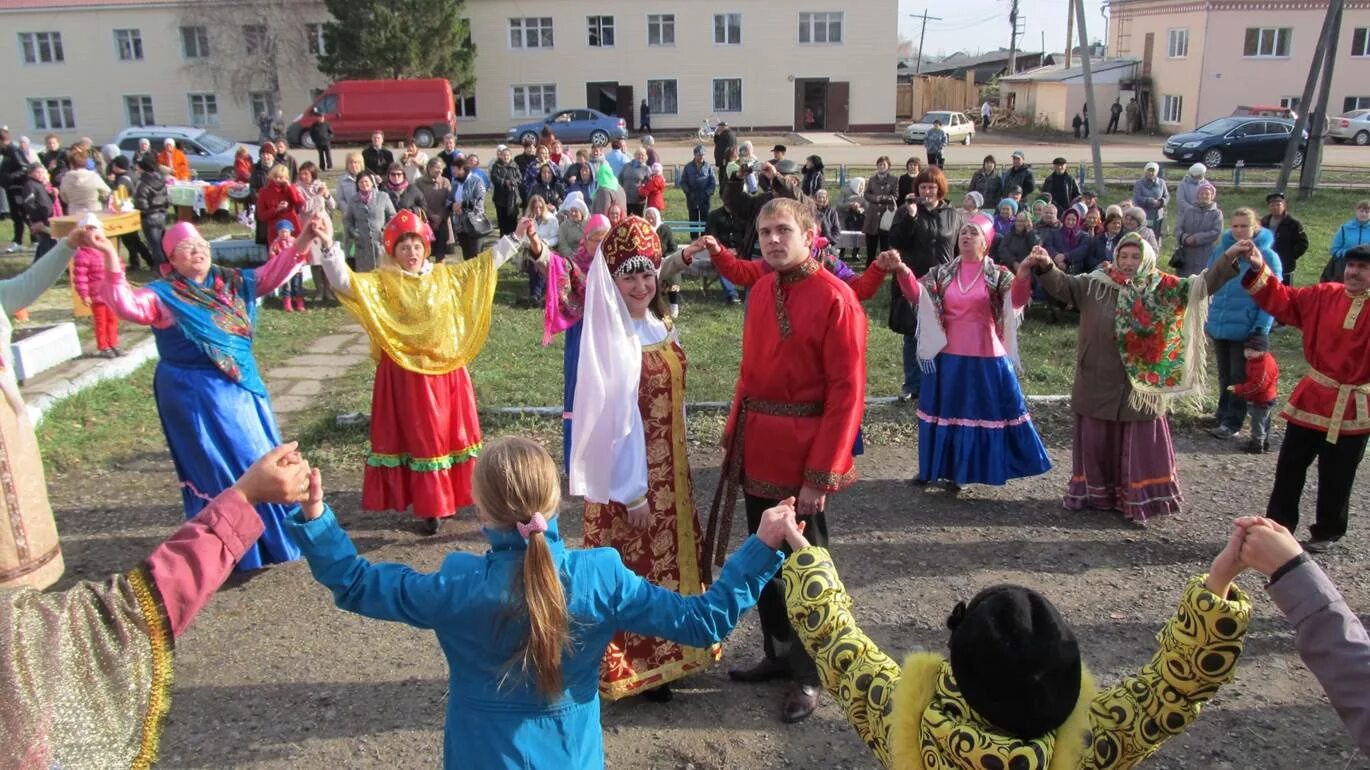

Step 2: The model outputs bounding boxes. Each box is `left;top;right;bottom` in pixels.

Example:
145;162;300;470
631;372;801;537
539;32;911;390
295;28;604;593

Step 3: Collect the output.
17;163;56;258
677;146;717;225
704;203;745;303
513;138;537;178
722;162;809;261
713;122;737;174
1042;157;1079;213
489;145;524;237
1;129;25;253
133;156;169;266
1001;150;1035;198
309;115;333;171
362;131;394;177
106;156;154;269
1262;192;1310;285
38;134;67;189
639;99;651;133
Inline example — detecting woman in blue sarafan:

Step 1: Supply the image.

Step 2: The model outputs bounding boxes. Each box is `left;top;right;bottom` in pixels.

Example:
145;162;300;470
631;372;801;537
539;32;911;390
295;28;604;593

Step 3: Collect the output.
97;218;319;569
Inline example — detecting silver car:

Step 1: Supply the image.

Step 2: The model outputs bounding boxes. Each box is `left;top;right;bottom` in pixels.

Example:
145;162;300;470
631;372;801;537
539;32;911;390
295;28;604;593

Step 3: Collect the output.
1328;110;1370;146
112;126;257;180
903;111;975;145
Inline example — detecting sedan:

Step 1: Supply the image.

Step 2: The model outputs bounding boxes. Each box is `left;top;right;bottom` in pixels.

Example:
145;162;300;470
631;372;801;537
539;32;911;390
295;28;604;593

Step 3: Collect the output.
507;108;627;146
1162;117;1305;168
1328;110;1370;146
903;111;975;145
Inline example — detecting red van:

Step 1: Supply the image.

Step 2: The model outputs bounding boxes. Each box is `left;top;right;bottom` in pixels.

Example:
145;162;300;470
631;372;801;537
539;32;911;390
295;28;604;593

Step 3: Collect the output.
287;79;456;149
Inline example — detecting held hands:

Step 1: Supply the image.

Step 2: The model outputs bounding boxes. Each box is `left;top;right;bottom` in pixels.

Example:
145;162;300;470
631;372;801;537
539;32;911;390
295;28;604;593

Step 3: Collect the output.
231;442;313;508
301;468;325;521
515;217;535;239
796;485;826;517
1238;518;1304;577
875;249;907;274
755;498;801;550
685;235;722;260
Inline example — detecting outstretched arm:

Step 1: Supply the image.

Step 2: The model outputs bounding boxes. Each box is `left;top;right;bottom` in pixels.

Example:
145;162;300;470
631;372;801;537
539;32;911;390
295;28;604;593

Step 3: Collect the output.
0;232;74;313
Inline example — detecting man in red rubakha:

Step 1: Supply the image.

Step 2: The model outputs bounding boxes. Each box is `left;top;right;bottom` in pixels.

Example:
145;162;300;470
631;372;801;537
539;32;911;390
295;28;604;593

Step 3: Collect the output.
687;197;867;723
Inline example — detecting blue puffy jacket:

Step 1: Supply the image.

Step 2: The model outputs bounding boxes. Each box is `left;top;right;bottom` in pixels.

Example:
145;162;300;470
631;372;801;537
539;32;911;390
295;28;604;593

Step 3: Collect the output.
1330;216;1370;259
1204;227;1281;341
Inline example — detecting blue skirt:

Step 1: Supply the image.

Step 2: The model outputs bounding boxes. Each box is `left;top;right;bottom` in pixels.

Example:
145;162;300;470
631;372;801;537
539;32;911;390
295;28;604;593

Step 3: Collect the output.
916;353;1051;486
154;362;302;570
561;321;583;469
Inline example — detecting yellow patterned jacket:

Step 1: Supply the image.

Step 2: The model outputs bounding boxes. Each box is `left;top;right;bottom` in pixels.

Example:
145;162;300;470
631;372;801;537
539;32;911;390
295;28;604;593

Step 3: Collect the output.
782;547;1252;770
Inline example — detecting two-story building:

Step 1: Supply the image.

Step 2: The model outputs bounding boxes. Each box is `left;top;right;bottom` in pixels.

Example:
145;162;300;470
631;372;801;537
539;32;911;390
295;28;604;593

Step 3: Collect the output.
1107;0;1370;131
0;0;898;146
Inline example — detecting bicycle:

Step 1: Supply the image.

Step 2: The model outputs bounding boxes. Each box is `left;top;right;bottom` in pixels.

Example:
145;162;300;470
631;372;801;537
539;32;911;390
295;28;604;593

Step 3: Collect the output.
697;117;720;142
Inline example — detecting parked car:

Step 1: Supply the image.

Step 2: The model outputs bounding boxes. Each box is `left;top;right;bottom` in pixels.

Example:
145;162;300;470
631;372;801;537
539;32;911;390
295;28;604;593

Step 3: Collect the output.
287;78;456;149
506;108;627;146
112;126;256;180
903;111;975;145
1231;105;1298;120
1162;117;1305;168
1328;109;1370;145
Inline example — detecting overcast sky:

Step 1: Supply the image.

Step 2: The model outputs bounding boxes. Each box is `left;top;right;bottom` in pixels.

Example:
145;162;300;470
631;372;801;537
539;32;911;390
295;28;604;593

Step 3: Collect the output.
896;0;1108;59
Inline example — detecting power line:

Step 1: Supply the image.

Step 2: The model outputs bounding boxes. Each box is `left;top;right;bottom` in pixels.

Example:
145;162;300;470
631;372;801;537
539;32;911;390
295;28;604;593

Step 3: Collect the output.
910;10;945;75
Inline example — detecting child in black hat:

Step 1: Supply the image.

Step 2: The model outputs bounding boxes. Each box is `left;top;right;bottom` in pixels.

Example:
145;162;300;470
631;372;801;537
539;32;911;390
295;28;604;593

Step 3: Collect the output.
777;519;1254;769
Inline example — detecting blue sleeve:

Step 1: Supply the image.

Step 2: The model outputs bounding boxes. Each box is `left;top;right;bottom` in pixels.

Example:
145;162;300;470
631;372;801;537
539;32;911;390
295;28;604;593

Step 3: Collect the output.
612;536;782;647
1332;224;1348;258
285;507;456;630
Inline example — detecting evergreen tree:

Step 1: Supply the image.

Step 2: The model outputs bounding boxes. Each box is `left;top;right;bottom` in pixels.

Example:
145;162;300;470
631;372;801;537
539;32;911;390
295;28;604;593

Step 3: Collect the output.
318;0;474;88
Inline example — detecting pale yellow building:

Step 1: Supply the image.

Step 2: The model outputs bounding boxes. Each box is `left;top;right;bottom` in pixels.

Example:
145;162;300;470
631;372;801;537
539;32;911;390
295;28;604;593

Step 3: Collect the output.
1;0;899;145
1000;59;1139;130
1107;0;1370;130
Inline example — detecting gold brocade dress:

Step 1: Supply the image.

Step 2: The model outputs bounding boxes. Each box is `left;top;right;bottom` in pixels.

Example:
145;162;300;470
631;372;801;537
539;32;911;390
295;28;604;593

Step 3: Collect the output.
583;330;718;699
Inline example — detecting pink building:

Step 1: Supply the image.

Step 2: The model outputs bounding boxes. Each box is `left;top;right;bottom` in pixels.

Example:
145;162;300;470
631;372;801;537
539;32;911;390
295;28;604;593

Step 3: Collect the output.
1107;0;1370;130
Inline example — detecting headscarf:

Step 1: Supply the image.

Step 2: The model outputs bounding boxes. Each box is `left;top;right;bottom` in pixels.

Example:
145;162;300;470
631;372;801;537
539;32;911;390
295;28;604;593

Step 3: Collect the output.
595;161;620;192
643;206;663;229
1196;180;1217;201
1084;232;1211;413
559;191;588;219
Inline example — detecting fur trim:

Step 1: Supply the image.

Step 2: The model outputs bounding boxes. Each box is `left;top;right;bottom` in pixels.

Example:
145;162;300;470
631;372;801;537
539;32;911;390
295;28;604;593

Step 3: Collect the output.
889;652;945;770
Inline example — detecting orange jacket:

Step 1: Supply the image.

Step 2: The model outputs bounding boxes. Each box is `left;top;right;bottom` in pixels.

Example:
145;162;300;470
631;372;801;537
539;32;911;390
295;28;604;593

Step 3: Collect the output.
158;149;191;181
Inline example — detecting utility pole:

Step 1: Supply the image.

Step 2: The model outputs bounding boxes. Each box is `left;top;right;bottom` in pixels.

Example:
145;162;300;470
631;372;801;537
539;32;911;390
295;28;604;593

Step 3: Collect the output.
1073;0;1104;191
1276;0;1338;193
1064;0;1075;68
1298;0;1343;199
911;10;943;75
1008;0;1020;73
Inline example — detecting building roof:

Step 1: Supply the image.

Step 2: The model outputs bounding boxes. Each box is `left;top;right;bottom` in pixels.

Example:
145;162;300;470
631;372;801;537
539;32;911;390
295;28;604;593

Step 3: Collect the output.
0;0;215;10
1001;58;1139;82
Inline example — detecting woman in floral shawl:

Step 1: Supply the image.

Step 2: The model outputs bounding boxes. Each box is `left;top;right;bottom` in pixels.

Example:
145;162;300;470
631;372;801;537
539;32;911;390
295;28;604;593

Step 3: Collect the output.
1025;233;1243;522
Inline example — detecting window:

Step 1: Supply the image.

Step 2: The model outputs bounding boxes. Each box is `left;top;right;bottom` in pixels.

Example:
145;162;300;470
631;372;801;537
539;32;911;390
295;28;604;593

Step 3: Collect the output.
799;12;842;44
647;79;678;115
115;29;143;61
188;93;219;127
509;17;554;48
1167;28;1188;58
243;24;268;55
455;89;476;118
511;84;556;118
19;32;64;64
1243;27;1291;57
1352;27;1370;57
181;26;209;58
1161;94;1183;124
714;13;741;45
1280;96;1301;111
648;14;675;46
124;95;154;126
587;16;614;47
249;91;275;119
712;78;742;112
306;23;327;55
1344;96;1370;112
28;98;75;130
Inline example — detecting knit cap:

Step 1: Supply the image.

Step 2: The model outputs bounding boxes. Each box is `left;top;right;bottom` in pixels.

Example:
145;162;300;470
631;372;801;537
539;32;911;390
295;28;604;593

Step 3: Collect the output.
965;191;984;208
997;198;1019;215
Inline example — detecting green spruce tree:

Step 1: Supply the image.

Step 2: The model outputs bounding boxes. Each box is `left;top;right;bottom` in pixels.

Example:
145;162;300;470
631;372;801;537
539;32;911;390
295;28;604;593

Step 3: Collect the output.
318;0;474;88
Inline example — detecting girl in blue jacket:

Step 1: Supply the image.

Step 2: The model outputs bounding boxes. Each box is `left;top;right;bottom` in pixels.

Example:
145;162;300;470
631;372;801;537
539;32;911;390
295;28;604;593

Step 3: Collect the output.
287;436;791;770
1326;200;1370;282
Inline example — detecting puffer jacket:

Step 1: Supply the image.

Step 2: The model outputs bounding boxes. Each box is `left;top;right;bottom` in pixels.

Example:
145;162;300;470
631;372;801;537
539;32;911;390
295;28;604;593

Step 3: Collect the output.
969;168;1002;204
781;547;1251;770
70;246;110;303
1171;202;1223;277
1174;175;1203;218
1330;216;1370;259
1205;227;1281;341
991;226;1038;269
1001;163;1034;197
133;172;169;222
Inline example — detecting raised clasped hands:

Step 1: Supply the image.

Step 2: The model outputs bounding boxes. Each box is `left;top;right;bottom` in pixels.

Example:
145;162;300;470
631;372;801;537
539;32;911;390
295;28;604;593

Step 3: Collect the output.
875;249;905;274
756;497;809;550
685;235;722;260
1206;516;1304;597
231;442;313;509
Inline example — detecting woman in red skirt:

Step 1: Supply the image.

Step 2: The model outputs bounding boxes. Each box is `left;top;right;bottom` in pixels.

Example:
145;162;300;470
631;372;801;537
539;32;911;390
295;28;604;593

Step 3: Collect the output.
318;210;522;533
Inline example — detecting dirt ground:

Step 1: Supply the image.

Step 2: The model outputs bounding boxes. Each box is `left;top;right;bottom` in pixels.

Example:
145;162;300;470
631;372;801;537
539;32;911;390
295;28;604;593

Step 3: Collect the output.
46;404;1370;769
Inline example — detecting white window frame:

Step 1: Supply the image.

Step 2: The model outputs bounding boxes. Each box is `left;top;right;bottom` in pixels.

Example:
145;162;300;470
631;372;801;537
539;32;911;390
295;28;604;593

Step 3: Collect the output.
646;79;679;116
1279;96;1301;111
587;15;614;47
124;95;154;126
798;12;843;45
1161;94;1183;124
28;97;75;130
19;32;64;64
712;77;743;113
114;29;143;61
1351;27;1370;57
455;88;476;118
181;26;210;59
306;23;327;55
1166;28;1188;58
509;17;554;49
1345;96;1370;112
647;13;675;46
188;93;219;128
511;84;557;118
243;24;269;55
1243;27;1291;58
713;13;742;45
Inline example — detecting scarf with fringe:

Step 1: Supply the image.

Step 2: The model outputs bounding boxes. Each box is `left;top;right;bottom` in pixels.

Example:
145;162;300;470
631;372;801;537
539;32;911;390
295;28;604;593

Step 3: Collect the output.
915;256;1022;373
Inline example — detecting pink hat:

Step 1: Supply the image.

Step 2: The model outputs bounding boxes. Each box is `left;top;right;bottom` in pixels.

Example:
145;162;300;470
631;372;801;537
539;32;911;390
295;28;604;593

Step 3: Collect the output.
584;213;611;236
162;221;202;261
966;213;996;248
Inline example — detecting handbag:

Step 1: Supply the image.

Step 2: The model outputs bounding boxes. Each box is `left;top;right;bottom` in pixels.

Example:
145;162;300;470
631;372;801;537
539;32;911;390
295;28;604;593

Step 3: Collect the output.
878;208;895;232
465;209;493;236
1168;246;1186;270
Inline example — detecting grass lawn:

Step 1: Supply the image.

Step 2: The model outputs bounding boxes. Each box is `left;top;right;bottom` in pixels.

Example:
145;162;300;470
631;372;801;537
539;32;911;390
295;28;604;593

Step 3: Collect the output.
14;176;1364;473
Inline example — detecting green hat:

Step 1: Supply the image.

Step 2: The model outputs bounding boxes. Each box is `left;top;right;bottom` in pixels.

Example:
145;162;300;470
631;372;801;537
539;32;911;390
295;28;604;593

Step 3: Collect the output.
596;160;620;192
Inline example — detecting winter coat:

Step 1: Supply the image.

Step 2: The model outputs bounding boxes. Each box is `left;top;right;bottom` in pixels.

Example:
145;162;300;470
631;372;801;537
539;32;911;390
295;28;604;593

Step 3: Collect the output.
309;121;333;147
566;178;596;205
816;205;842;245
705;205;746;251
362;146;394;177
923;128;948;155
969;169;1003;204
1260;212;1309;275
59;168;110;215
992;226;1038;269
70;246;110;303
344;192;395;271
1232;353;1279;405
722;172;808;260
1001;163;1035;197
677;161;717;210
1131;176;1169;223
1043;171;1080;212
887;200;961;334
1175;175;1203;218
1065;231;1119;274
801;167;825;198
451;174;488;235
557;218;585;258
1205;227;1282;341
781;547;1251;770
618;161;650;205
897;173;919;203
18;177;55;229
1043;226;1087;258
1330;217;1370;259
862;172;898;235
1172;202;1223;277
712;127;737;169
637;175;666;213
256;181;305;237
133;173;169;222
489;160;524;215
590;185;625;217
248;160;276;194
527;177;565;209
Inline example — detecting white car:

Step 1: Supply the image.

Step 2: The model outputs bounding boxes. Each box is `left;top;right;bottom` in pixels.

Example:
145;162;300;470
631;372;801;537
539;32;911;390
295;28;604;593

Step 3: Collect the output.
903;111;975;145
1328;110;1370;145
